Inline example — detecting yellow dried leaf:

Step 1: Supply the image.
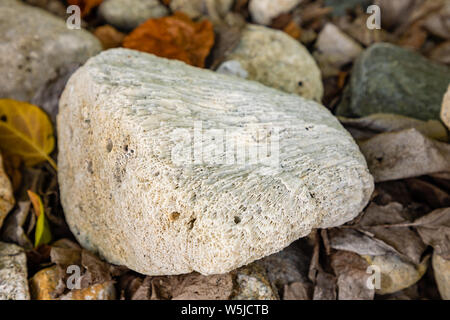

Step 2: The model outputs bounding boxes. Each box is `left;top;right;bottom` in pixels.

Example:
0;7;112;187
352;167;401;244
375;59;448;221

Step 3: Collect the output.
28;190;52;248
0;99;56;170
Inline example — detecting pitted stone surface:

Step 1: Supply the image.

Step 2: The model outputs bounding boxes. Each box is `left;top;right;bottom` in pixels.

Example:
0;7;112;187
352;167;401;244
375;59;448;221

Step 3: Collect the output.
58;49;373;275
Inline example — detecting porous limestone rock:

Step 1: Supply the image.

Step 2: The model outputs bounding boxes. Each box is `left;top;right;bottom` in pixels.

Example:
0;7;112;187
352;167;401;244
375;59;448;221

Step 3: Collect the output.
57;48;373;276
224;25;323;101
99;0;169;31
0;242;30;300
442;85;450;130
249;0;303;25
0;154;14;229
0;0;101;120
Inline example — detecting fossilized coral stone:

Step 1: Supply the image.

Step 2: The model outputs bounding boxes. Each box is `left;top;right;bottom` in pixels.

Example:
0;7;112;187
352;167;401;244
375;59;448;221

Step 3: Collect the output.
57;49;373;275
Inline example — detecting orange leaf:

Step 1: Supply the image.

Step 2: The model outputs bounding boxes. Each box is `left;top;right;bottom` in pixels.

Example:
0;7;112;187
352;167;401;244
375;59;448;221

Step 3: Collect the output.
123;12;215;68
27;190;43;218
67;0;103;17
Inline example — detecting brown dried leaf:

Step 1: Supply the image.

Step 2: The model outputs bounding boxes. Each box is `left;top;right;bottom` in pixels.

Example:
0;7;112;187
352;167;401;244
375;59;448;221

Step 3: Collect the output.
331;251;374;300
283;282;311;300
406;179;450;209
339;113;448;142
413;208;450;259
79;250;113;288
0;201;33;249
359;128;450;182
313;271;336;300
358;203;427;264
328;228;396;257
93;25;126;50
171;273;234;300
67;0;103;17
123;12;215;68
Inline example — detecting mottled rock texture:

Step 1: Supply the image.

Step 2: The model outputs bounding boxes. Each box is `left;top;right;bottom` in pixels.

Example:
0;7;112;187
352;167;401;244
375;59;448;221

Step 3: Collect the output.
0;155;14;229
0;0;101;120
0;242;30;300
99;0;169;31
337;43;450;121
58;49;373;276
224;25;323;101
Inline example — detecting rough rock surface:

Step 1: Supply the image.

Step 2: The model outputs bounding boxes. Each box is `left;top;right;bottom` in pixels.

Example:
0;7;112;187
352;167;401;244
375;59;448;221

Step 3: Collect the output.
0;0;101;120
442;85;450;130
57;48;373;276
224;24;323;101
99;0;169;31
249;0;302;25
0;242;30;300
59;282;117;300
232;264;278;300
314;23;363;77
433;252;450;300
0;155;14;229
169;0;234;20
337;43;450;121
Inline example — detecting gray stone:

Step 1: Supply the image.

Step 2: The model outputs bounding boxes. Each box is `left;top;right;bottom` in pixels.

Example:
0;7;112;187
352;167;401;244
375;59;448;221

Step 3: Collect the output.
0;242;30;300
99;0;169;31
249;0;302;25
337;43;450;121
314;23;363;78
224;24;323;101
57;48;373;276
169;0;234;20
0;0;102;120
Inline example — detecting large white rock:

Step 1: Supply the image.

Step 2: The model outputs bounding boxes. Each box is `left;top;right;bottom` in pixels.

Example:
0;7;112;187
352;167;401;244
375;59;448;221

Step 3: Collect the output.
57;48;373;276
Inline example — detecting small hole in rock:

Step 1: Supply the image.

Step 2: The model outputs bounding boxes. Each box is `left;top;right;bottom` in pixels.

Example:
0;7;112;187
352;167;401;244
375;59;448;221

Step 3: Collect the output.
124;145;129;152
188;218;196;230
234;216;241;224
169;212;180;221
298;81;303;86
0;115;7;122
106;140;113;152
